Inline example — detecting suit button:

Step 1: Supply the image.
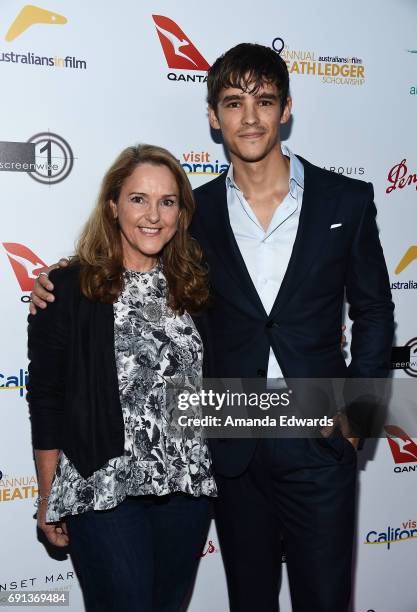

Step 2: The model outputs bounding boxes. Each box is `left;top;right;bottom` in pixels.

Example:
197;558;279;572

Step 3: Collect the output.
257;369;266;377
266;320;277;329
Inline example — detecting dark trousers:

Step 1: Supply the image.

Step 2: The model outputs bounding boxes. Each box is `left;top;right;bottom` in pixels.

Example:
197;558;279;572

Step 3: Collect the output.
214;437;357;612
66;494;211;612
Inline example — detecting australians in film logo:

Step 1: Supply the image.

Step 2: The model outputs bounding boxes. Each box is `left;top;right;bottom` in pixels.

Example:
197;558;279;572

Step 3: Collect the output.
0;469;38;503
385;425;417;473
271;37;365;86
179;149;228;176
0;132;74;184
1;4;86;70
391;246;417;291
152;15;210;83
2;242;48;304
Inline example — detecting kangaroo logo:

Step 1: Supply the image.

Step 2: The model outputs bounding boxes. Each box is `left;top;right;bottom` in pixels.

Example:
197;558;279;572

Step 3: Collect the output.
5;5;67;42
3;243;47;292
152;15;210;71
385;425;417;464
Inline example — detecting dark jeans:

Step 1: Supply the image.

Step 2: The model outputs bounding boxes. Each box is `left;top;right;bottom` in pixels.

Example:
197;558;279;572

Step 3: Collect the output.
66;494;211;612
214;437;357;612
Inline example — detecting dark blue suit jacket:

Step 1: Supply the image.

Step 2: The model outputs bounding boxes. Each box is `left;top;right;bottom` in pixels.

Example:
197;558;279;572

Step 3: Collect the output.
190;156;394;475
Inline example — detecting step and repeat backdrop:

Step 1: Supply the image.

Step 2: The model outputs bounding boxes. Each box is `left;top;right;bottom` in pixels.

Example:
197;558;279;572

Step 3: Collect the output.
0;1;416;610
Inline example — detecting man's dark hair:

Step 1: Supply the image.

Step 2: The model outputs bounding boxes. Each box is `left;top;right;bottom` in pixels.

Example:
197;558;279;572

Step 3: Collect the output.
207;43;289;114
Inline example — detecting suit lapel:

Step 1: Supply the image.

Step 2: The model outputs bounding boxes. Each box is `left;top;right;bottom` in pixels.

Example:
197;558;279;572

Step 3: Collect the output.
201;174;267;317
269;158;337;318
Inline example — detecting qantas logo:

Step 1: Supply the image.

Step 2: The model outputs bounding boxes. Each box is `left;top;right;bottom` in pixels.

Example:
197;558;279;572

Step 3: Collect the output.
3;242;47;292
385;425;417;464
152;15;210;71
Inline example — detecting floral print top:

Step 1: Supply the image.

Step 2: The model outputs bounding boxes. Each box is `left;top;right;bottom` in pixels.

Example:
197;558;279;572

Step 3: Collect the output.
46;266;217;521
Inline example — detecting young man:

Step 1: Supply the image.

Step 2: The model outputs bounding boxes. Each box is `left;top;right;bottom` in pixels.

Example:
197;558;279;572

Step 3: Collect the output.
31;44;394;612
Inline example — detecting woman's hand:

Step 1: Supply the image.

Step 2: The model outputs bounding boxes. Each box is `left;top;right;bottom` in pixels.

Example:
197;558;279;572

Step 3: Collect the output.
29;257;70;314
37;500;69;547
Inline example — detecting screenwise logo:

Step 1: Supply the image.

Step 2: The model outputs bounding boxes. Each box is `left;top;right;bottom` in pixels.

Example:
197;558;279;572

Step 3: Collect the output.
0;132;74;184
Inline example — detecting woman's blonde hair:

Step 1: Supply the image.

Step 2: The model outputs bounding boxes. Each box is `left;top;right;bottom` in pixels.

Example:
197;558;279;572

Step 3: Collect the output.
73;144;209;314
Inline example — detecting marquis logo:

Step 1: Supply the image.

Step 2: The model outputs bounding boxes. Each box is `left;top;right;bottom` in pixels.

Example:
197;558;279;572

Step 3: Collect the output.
1;5;87;70
3;242;47;301
152;15;209;83
272;36;365;86
5;5;67;42
0;132;74;184
323;164;365;177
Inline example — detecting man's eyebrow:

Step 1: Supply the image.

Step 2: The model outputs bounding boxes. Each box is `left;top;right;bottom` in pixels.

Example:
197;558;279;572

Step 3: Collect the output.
220;92;278;104
221;94;243;104
253;92;278;100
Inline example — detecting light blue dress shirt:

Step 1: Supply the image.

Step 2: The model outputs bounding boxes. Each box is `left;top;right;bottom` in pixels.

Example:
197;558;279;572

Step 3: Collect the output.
226;145;305;379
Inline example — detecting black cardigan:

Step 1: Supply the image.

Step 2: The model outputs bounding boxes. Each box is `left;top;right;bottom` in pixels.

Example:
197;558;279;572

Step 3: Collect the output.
27;265;125;478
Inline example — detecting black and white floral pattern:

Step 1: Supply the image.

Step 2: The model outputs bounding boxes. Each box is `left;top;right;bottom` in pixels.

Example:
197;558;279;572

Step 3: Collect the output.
46;266;217;521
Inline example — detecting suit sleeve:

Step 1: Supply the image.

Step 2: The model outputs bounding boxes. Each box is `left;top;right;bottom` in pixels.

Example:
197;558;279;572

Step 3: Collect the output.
27;270;70;449
345;183;394;378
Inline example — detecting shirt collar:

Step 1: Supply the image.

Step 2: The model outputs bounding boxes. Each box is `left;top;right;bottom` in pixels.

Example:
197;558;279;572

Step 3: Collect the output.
226;145;304;198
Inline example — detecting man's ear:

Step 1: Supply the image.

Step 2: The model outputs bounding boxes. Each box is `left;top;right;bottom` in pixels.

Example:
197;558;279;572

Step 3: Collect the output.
280;96;292;125
109;199;117;219
208;105;221;130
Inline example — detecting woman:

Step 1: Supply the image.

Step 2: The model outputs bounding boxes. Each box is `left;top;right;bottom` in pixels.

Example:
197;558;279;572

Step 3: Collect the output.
27;144;217;612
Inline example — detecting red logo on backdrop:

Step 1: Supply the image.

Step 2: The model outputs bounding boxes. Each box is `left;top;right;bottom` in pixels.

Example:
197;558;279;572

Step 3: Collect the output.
152;15;210;71
3;243;47;291
385;425;417;463
386;159;417;194
200;540;218;557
